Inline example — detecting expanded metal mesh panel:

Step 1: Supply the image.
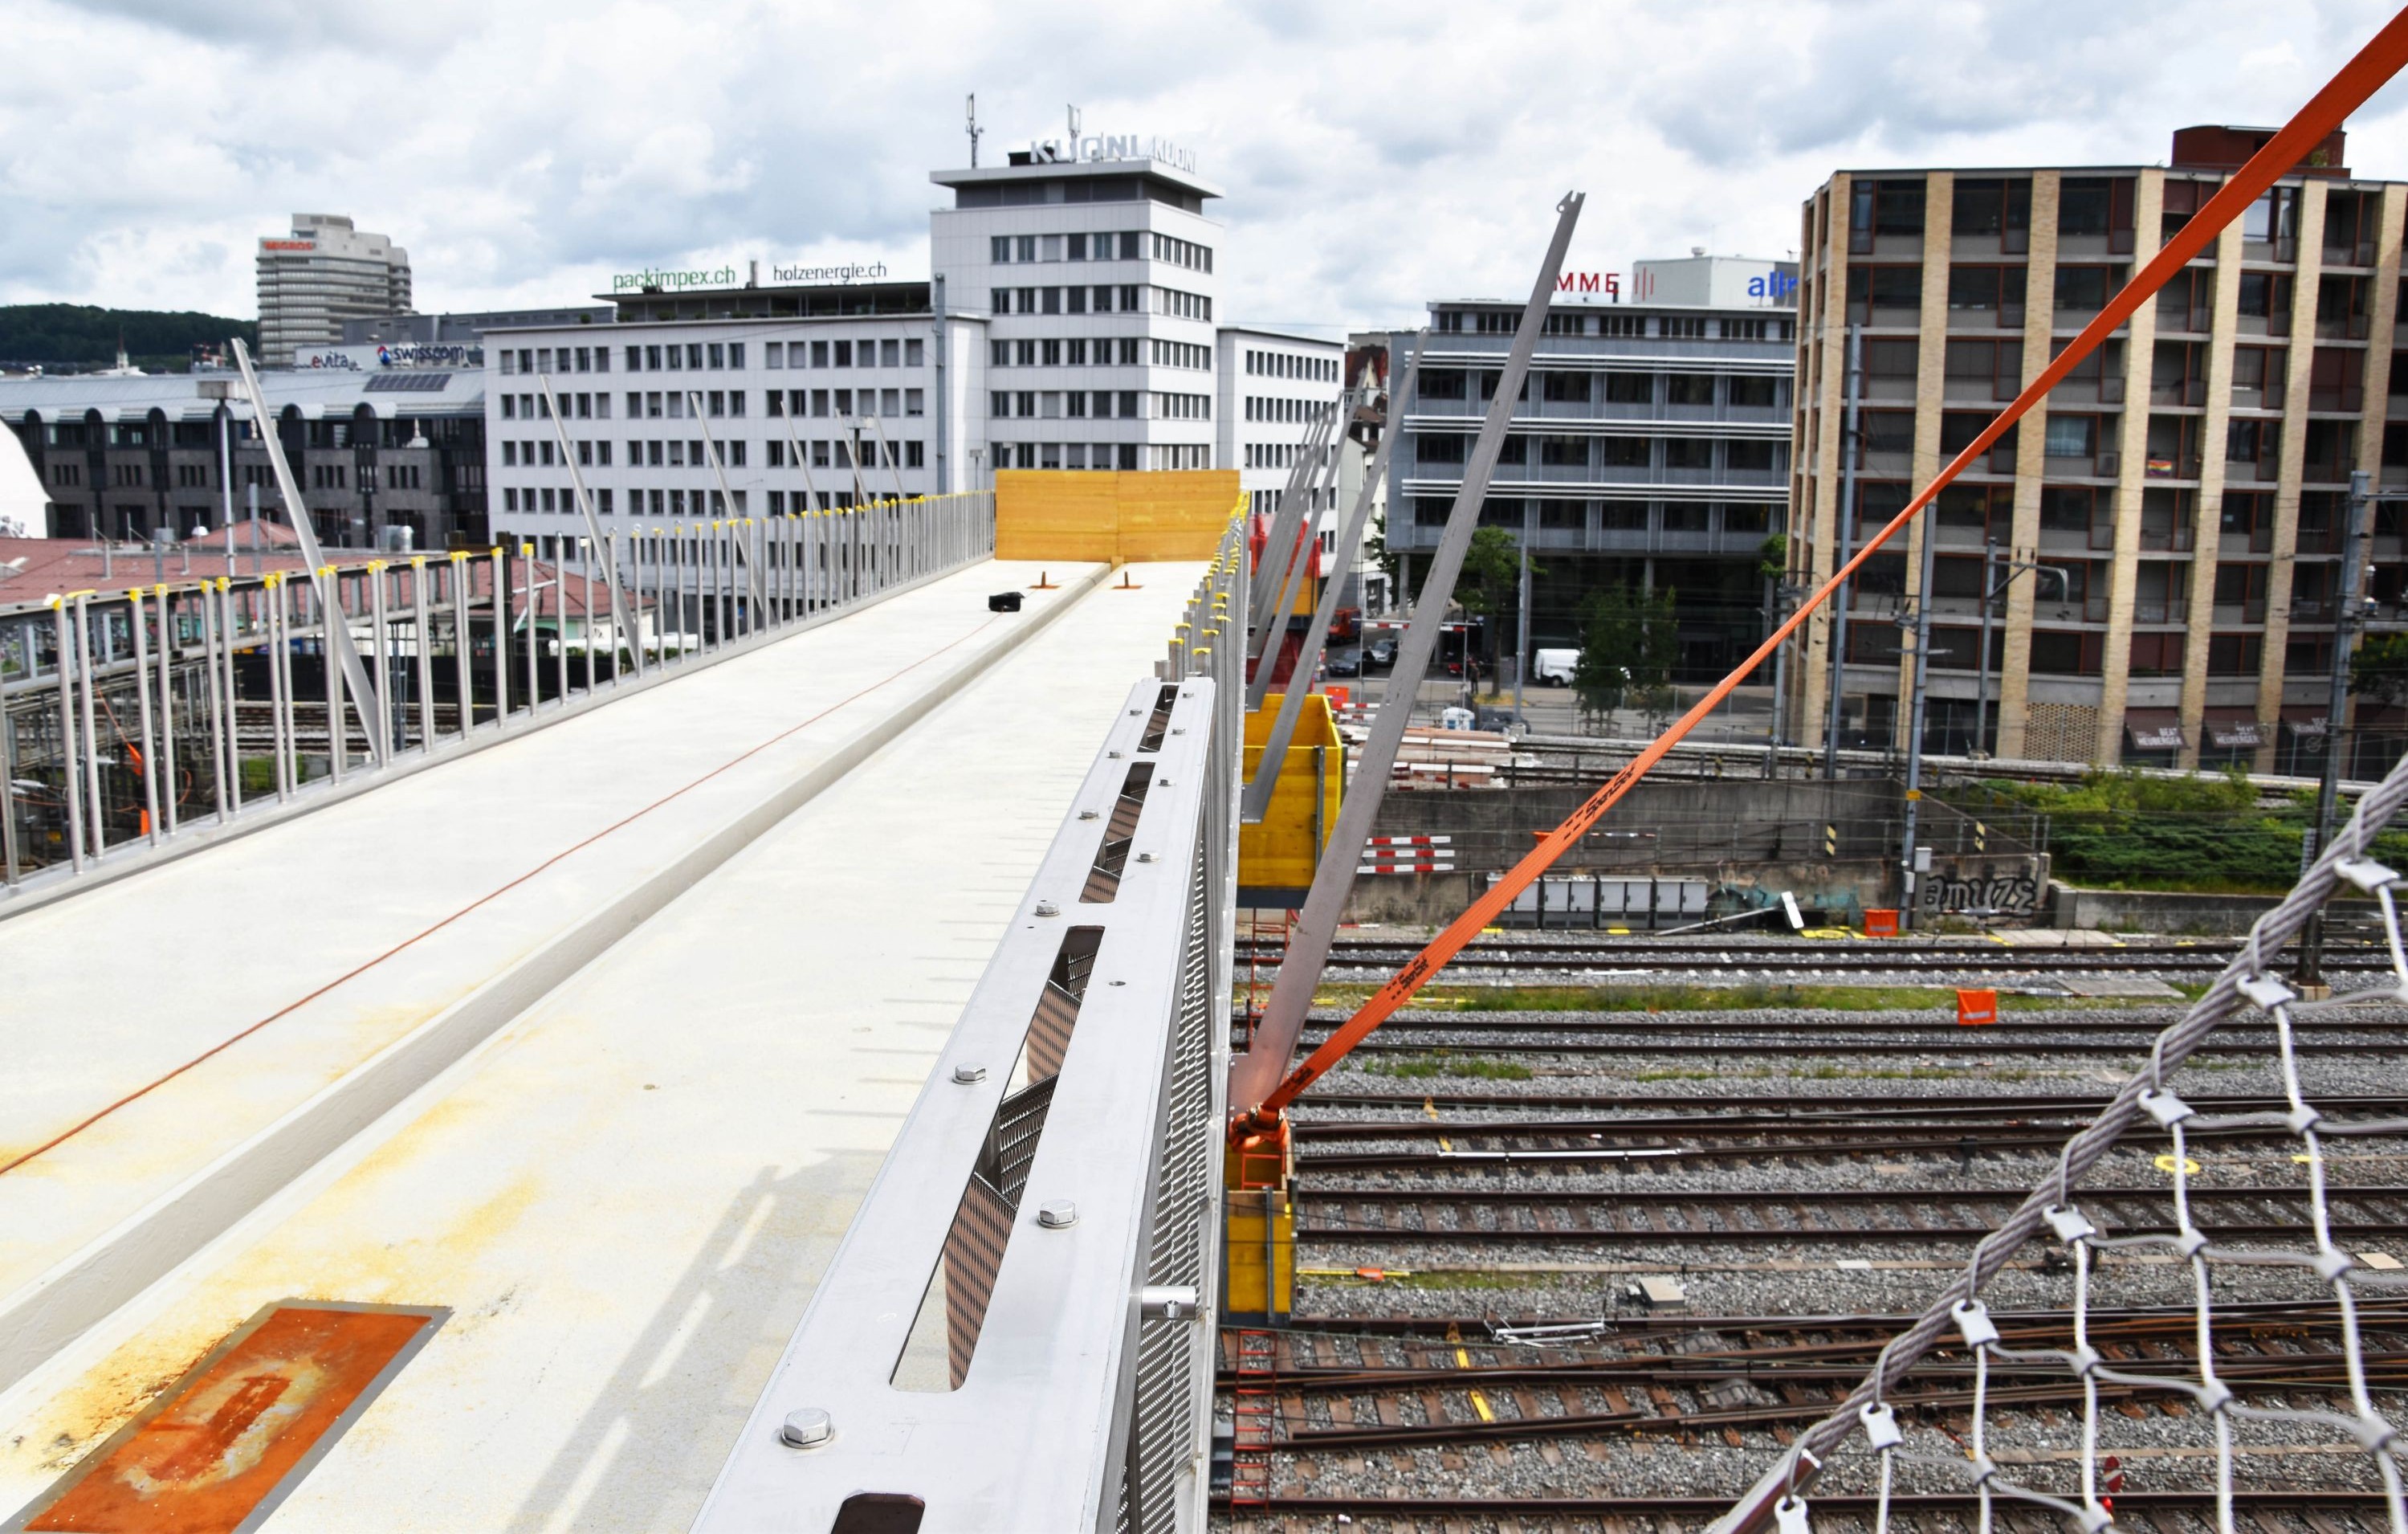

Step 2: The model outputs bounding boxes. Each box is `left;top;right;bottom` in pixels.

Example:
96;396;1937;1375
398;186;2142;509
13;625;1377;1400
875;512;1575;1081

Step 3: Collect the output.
1127;851;1218;1534
1727;751;2408;1534
942;1176;1013;1390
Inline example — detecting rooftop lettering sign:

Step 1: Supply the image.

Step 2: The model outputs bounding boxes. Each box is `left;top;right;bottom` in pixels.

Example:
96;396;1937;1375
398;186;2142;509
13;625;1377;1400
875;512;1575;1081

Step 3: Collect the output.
611;265;741;293
1026;133;1198;174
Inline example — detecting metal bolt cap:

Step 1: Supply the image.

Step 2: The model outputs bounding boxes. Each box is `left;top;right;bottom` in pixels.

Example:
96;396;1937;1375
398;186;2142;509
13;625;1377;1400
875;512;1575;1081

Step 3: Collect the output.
952;1064;987;1084
1078;809;1099;820
780;1407;833;1449
1034;900;1059;917
1037;1201;1078;1229
1135;851;1156;863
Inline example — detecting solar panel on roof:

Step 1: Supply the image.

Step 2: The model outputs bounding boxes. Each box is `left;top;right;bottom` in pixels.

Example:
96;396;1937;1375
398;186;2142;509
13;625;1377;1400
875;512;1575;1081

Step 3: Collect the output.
363;373;454;393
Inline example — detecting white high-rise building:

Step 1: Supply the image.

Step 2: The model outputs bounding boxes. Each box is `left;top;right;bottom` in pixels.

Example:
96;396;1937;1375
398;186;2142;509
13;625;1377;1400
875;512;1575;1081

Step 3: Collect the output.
930;144;1223;473
256;214;413;366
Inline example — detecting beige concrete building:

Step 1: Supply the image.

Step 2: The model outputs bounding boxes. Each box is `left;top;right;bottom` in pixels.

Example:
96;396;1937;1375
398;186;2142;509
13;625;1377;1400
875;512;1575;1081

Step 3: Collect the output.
1787;125;2408;778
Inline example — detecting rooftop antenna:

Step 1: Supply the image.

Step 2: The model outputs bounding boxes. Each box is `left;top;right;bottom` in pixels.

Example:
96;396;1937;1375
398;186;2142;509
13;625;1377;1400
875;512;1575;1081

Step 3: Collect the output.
1066;104;1081;154
966;93;983;168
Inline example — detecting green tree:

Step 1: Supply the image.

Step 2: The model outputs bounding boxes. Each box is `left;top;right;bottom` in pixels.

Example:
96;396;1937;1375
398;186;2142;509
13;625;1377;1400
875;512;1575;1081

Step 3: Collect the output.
1451;526;1541;679
0;304;257;373
2351;630;2408;708
1572;585;1677;730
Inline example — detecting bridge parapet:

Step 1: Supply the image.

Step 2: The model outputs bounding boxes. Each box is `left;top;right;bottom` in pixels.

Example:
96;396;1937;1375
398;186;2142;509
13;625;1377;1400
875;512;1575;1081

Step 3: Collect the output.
0;494;993;906
695;529;1245;1534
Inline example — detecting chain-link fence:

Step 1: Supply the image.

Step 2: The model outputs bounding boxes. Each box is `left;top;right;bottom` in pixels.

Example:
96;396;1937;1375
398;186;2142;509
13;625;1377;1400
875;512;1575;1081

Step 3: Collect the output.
1715;748;2408;1534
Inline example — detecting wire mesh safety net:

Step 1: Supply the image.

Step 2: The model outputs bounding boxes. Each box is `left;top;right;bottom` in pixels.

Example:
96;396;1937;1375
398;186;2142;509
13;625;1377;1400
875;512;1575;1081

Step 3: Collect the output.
1722;746;2408;1534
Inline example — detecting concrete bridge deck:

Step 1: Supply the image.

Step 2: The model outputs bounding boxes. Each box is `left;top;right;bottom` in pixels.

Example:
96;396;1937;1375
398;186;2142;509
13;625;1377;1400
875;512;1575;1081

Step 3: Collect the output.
0;559;1200;1530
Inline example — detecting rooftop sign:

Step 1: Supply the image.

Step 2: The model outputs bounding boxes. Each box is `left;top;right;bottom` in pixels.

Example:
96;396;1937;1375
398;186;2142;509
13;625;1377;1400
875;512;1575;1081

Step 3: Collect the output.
1025;133;1198;174
609;259;894;293
611;264;742;293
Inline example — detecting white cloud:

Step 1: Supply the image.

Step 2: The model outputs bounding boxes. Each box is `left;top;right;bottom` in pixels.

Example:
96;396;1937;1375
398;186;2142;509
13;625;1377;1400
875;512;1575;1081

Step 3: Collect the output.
6;0;2408;337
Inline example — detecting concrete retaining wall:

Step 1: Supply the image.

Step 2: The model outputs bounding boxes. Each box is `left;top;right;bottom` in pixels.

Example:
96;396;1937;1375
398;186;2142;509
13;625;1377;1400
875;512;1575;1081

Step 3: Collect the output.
1338;778;2047;927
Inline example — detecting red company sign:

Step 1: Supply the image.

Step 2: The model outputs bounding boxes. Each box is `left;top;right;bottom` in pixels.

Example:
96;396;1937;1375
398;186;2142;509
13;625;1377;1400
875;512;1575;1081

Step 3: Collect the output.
261;239;316;251
1556;271;1621;300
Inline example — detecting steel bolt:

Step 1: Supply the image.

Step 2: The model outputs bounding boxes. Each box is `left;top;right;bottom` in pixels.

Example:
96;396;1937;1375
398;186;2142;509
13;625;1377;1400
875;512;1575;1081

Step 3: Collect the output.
953;1064;988;1084
1034;900;1059;917
780;1407;833;1449
1037;1201;1078;1229
1078;809;1099;820
1135;851;1156;863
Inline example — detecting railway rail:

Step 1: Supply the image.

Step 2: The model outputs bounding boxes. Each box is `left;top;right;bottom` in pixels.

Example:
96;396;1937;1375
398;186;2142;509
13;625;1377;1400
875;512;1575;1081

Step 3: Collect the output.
1220;1491;2405;1532
1214;1303;2408;1451
1287;1094;2408;1171
1292;1183;2408;1246
1268;1012;2404;1057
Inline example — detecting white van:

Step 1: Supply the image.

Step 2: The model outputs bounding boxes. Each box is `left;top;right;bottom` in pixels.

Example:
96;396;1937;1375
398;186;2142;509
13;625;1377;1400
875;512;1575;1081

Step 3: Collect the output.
1531;648;1579;685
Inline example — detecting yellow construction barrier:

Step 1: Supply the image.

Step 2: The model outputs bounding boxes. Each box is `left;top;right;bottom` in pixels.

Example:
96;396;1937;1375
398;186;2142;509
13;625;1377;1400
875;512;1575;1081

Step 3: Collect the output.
994;468;1239;562
1222;1188;1294;1322
1238;693;1343;900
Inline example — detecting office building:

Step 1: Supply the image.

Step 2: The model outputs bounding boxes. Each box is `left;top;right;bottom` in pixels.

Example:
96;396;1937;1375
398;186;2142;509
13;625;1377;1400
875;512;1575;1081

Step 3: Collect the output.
483;279;975;565
256;214;415;367
1218;327;1344;521
1788;125;2408;775
930;147;1224;473
1;366;487;547
1387;268;1799;676
343;307;612;349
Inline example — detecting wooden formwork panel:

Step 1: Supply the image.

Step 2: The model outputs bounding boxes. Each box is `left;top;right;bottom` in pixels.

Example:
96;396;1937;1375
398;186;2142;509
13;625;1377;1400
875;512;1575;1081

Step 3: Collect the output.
994;468;1238;562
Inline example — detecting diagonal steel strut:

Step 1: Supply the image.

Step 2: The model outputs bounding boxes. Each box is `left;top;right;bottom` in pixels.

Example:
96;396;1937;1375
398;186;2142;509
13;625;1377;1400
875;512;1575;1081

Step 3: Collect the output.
1228;194;1583;1117
1253;6;2408;1132
230;338;389;768
1241;334;1425;823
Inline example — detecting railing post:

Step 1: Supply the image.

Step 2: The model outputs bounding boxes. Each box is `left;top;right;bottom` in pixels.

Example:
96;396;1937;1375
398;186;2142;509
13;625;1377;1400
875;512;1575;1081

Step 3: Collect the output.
205;580;231;822
51;598;84;873
72;593;104;860
155;585;178;838
127;589;161;847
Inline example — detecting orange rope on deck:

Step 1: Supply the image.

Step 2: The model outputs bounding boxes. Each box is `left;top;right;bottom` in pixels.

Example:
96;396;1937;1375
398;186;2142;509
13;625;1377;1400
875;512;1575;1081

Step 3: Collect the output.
1249;4;2408;1124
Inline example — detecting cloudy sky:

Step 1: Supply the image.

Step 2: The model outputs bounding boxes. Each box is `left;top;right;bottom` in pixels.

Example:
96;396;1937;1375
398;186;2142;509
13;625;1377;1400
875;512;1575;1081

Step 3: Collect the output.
7;0;2408;338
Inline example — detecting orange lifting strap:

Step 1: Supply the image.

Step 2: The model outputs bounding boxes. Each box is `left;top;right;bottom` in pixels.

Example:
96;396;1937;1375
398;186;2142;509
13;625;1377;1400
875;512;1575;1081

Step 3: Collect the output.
1246;4;2408;1126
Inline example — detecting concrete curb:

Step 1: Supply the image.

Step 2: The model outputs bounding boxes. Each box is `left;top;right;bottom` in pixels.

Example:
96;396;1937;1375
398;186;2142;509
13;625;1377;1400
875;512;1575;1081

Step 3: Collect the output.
0;565;1107;1394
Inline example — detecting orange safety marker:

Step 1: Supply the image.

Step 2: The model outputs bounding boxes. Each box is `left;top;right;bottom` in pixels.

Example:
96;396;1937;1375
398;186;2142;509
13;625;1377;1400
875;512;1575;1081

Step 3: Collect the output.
1863;908;1899;938
1957;988;1999;1027
1241;5;2408;1130
18;1301;444;1534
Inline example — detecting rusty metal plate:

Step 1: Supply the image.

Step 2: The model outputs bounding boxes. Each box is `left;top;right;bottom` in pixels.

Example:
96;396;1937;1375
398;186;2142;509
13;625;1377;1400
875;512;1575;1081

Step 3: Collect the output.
9;1300;446;1534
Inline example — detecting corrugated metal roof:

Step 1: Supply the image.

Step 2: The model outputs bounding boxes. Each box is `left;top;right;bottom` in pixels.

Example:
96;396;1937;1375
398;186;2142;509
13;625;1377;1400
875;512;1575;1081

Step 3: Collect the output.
0;368;487;425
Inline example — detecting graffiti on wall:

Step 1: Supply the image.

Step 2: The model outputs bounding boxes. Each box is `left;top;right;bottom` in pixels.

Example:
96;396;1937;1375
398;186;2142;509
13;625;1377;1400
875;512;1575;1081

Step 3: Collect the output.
1916;858;2046;916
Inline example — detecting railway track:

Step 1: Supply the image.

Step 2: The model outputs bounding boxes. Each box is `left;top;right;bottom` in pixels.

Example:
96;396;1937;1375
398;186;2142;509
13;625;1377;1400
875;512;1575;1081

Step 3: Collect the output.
1297;1088;2394;1115
1241;935;2398;978
1269;1012;2402;1056
1214;1303;2408;1452
1287;1094;2408;1171
1220;1491;2404;1532
1293;1183;2408;1246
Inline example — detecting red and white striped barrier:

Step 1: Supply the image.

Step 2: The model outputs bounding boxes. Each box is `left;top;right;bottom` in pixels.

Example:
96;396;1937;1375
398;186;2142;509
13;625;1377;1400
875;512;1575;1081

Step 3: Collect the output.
1357;835;1454;875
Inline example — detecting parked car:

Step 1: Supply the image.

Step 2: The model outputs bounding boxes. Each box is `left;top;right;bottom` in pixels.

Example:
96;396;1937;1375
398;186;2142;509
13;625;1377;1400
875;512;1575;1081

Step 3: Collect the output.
1364;638;1397;671
1532;647;1579;685
1326;648;1361;677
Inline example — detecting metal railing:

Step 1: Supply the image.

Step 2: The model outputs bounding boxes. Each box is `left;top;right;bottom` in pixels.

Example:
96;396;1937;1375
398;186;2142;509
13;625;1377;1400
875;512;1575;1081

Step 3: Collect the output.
694;519;1246;1534
0;494;994;900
